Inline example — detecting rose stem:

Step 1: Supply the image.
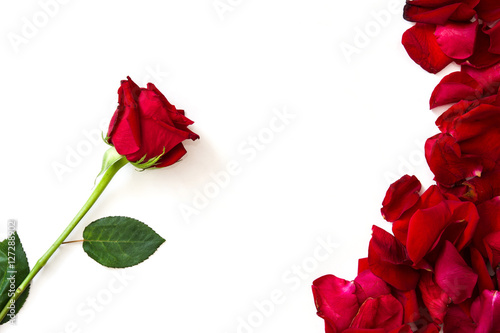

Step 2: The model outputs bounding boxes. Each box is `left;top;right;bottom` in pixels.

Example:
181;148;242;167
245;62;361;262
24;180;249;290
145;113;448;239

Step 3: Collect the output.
0;157;129;322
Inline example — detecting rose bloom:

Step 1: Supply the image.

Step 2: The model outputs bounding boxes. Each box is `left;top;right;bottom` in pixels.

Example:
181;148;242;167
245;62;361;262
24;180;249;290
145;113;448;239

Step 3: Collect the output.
106;76;199;168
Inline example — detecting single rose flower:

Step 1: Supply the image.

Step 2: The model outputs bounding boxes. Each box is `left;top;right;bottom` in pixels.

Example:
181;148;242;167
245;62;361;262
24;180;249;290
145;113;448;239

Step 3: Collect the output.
106;76;199;168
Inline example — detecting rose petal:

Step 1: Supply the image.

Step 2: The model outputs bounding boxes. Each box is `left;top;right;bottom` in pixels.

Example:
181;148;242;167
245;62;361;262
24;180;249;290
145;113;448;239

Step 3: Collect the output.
475;0;500;23
350;294;404;331
403;1;475;25
460;26;500;69
418;270;451;324
462;61;500;95
429;72;483;108
484;231;500;268
402;23;453;74
381;175;422;222
354;269;391;305
434;21;478;60
470;246;495;292
391;289;421;323
107;77;142;155
312;275;360;333
368;226;420;291
434;241;478;303
443;305;477;332
474;196;500;256
425;133;482;187
470;290;500;332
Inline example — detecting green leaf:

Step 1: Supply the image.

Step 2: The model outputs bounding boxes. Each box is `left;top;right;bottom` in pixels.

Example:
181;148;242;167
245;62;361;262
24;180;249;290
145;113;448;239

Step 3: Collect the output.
83;216;165;268
95;147;127;184
0;232;30;325
130;147;166;169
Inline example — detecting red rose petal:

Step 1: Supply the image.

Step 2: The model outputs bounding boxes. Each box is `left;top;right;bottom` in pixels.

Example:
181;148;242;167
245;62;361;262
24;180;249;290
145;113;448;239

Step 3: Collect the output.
358;257;369;275
460;26;500;69
403;0;478;24
312;275;360;333
368;226;420;291
474;197;500;256
350;294;404;331
429;72;483;108
354;269;391;305
434;21;478;60
381;175;422;222
484;231;500;268
402;23;453;74
434;241;478;303
470;290;500;332
435;99;478;133
443;305;477;332
418;271;451;324
470;246;495;292
392;289;421;323
425;133;482;187
107;77;142;155
462;61;500;95
475;0;500;23
484;23;500;55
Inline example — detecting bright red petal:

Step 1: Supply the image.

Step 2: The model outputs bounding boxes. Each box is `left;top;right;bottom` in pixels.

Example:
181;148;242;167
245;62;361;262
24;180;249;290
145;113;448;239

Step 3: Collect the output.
381;175;422;222
402;23;453;74
312;275;360;333
429;72;483;108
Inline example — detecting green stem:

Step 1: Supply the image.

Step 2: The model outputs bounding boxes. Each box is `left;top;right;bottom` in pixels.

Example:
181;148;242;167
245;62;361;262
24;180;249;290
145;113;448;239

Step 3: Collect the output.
0;157;128;323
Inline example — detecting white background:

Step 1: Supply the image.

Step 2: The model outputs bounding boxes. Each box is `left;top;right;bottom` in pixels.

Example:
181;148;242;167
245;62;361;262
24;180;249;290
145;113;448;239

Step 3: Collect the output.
0;0;451;332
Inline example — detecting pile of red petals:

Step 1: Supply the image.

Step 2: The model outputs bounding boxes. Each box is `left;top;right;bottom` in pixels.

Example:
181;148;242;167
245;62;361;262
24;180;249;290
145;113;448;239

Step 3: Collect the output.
312;1;500;332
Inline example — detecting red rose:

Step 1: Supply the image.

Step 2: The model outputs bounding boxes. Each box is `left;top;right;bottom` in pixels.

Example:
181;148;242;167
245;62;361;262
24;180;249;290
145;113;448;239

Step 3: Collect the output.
106;77;199;168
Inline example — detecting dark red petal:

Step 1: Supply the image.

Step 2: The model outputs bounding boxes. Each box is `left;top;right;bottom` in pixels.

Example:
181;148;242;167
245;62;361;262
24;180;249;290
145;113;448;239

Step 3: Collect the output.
368;226;420;291
404;3;462;25
402;23;453;74
460;26;500;69
460;170;500;204
484;231;500;268
154;143;187;168
474;197;500;256
435;99;478;133
475;0;500;23
443;305;477;332
429;72;482;108
350;294;404;331
470;246;495;292
312;275;360;333
425;133;482;187
470;290;500;332
484;23;500;55
434;241;478;303
381;175;422;222
434;21;478;60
